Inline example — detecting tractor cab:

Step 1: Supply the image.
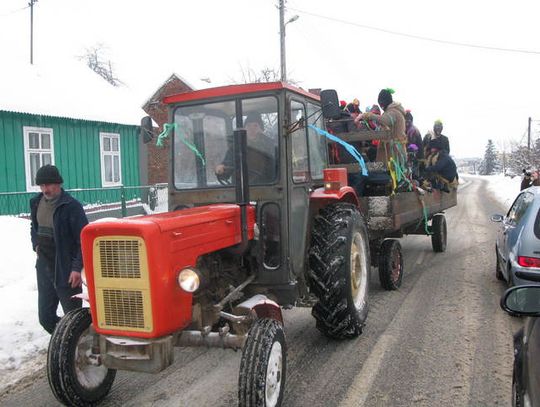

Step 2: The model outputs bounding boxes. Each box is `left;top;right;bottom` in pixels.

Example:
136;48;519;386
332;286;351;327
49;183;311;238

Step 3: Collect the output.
162;82;329;305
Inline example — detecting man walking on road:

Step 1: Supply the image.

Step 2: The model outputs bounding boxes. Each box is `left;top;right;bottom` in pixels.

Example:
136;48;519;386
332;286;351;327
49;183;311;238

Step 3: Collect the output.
30;165;88;334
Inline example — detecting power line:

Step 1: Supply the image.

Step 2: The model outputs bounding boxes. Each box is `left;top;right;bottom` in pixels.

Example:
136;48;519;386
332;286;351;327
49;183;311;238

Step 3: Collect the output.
0;4;29;17
288;6;540;56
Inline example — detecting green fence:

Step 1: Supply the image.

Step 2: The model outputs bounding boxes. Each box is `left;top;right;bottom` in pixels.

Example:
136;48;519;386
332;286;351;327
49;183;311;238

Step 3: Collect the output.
0;184;168;219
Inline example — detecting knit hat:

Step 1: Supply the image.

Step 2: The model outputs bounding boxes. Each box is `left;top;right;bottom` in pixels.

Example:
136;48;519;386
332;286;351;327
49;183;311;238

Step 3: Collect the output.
378;88;394;110
244;113;264;128
369;105;381;114
35;165;63;185
434;119;443;126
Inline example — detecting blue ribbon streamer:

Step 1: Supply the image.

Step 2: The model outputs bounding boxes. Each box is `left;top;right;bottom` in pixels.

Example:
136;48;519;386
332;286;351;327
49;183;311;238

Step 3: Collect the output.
308;124;369;176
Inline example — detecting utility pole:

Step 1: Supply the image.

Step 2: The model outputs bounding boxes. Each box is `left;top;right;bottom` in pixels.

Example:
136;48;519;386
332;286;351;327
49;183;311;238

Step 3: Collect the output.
278;0;299;83
29;0;38;65
279;0;286;82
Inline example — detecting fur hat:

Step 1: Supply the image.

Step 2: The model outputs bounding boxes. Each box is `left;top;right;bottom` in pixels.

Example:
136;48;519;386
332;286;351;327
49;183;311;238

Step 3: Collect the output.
35;165;63;185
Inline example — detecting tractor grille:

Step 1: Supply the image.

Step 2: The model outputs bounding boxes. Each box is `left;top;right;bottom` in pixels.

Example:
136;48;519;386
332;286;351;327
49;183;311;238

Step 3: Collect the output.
93;236;153;333
98;240;141;279
102;289;145;328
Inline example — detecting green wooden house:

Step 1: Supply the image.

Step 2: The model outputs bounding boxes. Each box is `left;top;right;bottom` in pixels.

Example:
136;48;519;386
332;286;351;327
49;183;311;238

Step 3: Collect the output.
0;61;145;215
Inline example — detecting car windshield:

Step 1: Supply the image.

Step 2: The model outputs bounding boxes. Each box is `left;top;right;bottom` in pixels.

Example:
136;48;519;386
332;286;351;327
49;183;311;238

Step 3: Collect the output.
173;96;279;189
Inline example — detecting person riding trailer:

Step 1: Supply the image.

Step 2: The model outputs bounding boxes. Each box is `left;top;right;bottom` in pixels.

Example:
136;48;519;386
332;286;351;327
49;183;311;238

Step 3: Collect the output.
354;88;407;166
424;138;458;192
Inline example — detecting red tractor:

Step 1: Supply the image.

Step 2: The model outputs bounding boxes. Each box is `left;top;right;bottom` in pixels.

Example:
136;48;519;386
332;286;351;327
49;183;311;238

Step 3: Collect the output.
47;82;455;406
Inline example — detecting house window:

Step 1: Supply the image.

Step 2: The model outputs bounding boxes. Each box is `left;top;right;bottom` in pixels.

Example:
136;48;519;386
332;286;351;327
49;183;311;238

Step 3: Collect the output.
100;133;122;186
23;126;54;192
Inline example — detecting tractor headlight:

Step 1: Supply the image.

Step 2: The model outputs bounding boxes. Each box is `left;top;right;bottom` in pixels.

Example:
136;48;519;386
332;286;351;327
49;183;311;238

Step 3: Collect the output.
178;268;200;293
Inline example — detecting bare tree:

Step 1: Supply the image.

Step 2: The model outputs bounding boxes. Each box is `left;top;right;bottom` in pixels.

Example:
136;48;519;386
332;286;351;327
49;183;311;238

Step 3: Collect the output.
80;43;123;87
230;65;299;86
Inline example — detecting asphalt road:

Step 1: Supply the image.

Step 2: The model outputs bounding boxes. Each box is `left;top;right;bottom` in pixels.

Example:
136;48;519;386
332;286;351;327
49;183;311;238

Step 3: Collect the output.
0;176;522;406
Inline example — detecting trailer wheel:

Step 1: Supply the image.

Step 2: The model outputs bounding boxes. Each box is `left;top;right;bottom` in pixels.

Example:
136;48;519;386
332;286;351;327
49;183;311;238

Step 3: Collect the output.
47;308;116;407
238;318;286;407
378;239;403;290
431;214;447;252
308;203;370;339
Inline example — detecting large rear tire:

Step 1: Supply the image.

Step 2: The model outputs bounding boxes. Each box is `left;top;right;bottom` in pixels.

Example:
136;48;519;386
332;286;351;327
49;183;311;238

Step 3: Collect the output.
378;239;403;290
238;318;286;407
47;308;116;407
431;214;447;252
308;203;370;339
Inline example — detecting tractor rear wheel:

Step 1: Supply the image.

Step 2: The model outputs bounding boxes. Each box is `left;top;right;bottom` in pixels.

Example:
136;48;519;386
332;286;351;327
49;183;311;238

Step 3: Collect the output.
238;318;286;407
378;239;403;290
308;203;370;339
47;308;116;407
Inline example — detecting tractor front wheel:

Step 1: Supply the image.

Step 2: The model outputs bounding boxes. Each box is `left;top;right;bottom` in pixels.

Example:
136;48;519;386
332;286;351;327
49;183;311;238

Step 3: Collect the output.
238;318;286;407
47;308;116;407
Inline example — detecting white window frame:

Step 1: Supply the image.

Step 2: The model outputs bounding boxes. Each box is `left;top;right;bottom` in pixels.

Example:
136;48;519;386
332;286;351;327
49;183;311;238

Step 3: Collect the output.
23;126;55;192
99;132;122;187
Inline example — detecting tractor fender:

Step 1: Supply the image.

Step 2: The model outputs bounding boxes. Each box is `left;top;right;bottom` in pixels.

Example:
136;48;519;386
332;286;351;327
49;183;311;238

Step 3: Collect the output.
310;186;359;207
235;294;283;324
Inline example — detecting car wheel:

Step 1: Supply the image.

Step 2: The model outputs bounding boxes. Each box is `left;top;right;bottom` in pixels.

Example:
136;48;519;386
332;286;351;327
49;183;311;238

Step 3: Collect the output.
512;372;523;407
495;245;504;281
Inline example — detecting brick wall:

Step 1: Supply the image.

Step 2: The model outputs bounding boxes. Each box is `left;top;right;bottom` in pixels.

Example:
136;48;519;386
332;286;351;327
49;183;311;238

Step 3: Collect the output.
143;75;193;184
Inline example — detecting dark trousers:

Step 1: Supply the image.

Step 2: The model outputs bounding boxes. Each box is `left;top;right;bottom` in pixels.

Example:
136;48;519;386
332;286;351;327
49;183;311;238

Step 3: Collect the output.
36;256;82;334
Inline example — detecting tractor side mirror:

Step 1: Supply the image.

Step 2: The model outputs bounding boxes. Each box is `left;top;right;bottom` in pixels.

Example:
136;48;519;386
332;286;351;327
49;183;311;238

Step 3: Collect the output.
140;116;154;144
320;89;342;120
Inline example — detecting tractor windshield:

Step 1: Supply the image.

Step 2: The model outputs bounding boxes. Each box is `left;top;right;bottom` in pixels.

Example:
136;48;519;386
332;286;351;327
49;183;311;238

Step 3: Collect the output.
173;96;279;189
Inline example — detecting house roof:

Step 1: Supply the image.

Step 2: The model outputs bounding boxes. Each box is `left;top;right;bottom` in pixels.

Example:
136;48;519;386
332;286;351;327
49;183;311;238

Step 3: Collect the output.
0;59;146;125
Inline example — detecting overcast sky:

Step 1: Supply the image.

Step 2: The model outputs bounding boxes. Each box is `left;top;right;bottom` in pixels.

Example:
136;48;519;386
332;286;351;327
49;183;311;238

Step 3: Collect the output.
1;0;540;158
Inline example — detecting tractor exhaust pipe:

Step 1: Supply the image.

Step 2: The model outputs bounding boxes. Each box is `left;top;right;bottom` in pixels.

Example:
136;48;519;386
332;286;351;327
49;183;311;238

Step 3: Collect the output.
232;128;250;254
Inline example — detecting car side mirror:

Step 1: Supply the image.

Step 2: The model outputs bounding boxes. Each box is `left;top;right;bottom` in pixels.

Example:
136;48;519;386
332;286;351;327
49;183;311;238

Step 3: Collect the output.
501;285;540;316
490;214;504;222
320;89;342;120
140;116;154;144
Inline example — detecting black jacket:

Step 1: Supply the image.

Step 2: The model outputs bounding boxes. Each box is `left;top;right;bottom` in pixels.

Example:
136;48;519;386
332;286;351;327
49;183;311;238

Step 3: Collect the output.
30;190;88;288
425;150;457;182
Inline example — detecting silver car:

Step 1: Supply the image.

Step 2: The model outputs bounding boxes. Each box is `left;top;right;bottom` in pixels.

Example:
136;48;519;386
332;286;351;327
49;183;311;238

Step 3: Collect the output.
492;186;540;286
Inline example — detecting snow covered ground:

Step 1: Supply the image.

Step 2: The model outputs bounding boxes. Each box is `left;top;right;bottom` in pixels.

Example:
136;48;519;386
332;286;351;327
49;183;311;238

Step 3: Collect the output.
0;175;525;394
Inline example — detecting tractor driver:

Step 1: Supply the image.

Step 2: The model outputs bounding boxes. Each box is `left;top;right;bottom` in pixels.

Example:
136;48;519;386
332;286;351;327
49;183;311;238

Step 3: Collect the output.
215;112;277;184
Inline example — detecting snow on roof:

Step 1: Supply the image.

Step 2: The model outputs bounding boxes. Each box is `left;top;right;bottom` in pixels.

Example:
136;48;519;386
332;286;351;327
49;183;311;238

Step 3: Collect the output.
0;59;146;125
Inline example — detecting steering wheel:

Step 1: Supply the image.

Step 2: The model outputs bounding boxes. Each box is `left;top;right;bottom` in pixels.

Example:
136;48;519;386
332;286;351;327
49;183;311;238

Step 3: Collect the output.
216;165;233;186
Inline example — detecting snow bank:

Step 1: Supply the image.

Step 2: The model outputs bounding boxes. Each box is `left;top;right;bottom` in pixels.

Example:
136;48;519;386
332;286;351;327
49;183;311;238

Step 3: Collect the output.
482;174;522;209
0;216;49;393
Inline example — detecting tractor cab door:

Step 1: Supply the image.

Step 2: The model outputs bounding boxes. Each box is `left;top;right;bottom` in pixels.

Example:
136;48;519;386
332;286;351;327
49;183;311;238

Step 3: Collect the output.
286;97;327;280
